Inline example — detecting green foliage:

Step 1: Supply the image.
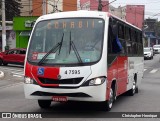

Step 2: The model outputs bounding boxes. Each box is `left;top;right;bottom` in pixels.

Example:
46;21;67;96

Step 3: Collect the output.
0;0;23;21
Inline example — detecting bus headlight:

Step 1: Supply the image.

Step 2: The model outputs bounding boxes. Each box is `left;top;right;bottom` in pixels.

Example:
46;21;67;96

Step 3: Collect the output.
24;77;34;84
81;77;106;86
89;77;105;86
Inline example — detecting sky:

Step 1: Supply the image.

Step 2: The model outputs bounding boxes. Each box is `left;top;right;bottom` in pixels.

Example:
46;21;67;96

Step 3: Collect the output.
110;0;160;21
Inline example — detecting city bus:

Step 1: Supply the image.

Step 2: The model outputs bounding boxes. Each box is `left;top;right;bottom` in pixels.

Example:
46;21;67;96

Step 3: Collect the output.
24;11;144;111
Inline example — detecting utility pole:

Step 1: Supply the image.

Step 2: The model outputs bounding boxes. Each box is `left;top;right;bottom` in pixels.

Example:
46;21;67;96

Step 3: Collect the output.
98;0;102;11
42;0;46;15
2;0;6;52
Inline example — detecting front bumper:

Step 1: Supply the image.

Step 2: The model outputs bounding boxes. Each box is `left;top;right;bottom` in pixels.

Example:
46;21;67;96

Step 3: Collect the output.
24;82;107;102
154;49;160;54
144;55;151;59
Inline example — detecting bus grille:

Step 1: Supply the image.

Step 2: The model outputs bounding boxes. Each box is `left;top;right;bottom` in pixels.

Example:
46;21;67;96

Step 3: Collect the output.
31;91;91;97
38;77;83;85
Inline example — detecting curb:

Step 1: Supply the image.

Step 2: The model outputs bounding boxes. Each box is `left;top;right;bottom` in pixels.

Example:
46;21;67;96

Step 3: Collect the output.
0;71;4;78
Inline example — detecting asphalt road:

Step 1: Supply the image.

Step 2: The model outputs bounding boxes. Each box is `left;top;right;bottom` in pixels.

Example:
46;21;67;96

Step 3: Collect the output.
0;55;160;121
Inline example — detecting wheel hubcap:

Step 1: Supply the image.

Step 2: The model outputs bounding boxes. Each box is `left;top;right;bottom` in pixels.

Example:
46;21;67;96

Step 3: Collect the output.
132;81;136;93
108;88;113;108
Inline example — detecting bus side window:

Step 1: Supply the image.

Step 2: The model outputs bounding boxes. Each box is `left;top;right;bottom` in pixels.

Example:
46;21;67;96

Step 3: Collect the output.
125;27;132;55
118;23;126;55
108;25;113;54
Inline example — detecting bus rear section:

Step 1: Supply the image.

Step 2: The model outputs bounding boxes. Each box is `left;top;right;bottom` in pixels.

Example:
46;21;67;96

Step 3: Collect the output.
24;11;144;111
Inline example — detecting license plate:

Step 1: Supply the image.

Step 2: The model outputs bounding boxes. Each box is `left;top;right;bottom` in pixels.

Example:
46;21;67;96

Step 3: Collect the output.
52;96;68;102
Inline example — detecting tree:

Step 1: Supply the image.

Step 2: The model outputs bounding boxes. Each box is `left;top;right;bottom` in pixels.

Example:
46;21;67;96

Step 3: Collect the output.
0;0;23;21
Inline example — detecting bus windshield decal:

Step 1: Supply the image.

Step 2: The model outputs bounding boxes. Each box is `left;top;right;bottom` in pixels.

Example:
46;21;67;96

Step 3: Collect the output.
32;52;56;60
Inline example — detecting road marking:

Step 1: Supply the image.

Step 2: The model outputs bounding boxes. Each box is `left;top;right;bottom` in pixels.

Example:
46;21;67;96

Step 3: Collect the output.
0;67;23;72
0;67;24;78
13;75;23;78
7;64;24;68
11;71;24;78
144;69;147;71
150;69;158;73
11;72;24;75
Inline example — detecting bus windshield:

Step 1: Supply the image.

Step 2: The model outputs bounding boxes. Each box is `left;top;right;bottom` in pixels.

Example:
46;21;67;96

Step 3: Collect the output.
27;18;104;66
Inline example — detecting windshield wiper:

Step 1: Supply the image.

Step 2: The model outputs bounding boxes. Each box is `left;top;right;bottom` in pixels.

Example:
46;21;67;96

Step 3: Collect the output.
69;31;83;63
58;33;64;55
38;33;64;65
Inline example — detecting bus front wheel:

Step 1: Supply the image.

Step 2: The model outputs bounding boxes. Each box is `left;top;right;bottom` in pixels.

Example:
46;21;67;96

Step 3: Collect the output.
106;88;114;111
100;87;114;111
38;100;51;108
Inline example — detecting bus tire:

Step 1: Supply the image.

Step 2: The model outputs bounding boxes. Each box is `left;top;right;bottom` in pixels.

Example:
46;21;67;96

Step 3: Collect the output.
100;87;114;111
106;87;114;111
135;86;138;93
128;76;137;96
38;100;51;108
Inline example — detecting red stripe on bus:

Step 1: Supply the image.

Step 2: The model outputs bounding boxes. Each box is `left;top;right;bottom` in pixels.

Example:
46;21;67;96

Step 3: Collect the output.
25;62;60;87
106;56;128;100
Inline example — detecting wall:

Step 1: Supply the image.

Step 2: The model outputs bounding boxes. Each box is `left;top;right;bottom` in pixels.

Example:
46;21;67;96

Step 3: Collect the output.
80;0;109;12
109;5;126;20
0;27;16;51
32;0;43;16
126;5;145;29
20;0;32;16
63;0;77;11
32;0;48;16
48;0;63;13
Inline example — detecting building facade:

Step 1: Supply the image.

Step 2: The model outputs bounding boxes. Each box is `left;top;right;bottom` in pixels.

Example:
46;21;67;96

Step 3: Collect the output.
144;18;159;47
13;16;38;48
126;5;145;29
109;5;126;20
0;25;16;51
20;0;32;16
20;0;78;16
20;0;48;16
80;0;109;12
109;5;145;29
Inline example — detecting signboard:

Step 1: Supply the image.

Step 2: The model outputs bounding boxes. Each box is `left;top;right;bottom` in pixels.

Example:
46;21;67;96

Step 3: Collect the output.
0;26;13;30
25;20;35;28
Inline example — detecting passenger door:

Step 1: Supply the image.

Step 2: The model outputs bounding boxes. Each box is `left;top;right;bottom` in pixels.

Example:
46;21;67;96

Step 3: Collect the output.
18;50;26;63
3;50;17;63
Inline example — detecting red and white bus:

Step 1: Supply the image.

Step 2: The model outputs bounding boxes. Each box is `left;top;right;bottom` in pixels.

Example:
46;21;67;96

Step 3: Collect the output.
24;11;144;111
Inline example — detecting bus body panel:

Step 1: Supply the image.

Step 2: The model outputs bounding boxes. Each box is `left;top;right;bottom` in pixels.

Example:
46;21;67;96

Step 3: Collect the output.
107;56;128;98
24;82;106;101
126;57;144;91
25;62;93;87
